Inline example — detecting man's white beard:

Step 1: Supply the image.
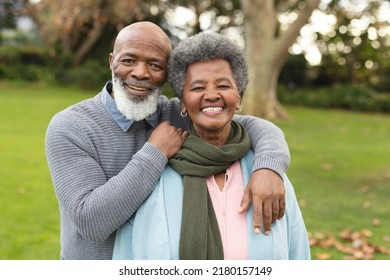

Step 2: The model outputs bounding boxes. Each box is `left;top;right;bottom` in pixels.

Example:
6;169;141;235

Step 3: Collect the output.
112;74;161;121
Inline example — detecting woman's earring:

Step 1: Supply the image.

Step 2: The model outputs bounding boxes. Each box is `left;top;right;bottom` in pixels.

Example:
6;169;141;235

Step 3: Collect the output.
180;110;188;117
235;107;241;113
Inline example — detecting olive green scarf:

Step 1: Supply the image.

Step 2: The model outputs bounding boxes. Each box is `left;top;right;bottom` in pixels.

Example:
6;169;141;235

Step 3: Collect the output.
169;120;250;259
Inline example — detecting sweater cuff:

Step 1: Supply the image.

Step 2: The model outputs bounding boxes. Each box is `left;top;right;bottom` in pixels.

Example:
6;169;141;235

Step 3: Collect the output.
252;156;287;181
139;142;168;171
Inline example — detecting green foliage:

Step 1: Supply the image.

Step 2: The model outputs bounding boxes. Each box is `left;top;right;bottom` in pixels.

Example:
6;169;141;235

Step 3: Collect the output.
0;46;110;89
58;60;111;91
315;1;390;91
279;54;310;88
1;82;390;260
0;46;54;82
279;84;390;113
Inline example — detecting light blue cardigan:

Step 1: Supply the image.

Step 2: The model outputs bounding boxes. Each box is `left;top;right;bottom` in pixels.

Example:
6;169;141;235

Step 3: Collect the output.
113;151;311;260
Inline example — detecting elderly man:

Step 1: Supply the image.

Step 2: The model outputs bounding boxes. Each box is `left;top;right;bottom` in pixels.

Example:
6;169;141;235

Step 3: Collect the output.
45;21;290;260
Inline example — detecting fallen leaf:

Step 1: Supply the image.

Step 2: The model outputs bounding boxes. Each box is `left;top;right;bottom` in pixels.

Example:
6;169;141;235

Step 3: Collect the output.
362;244;375;254
314;232;325;240
351;232;361;240
319;238;335;249
363;253;374;260
360;186;369;193
383;235;390;243
362;201;371;208
339;229;353;241
352;238;363;249
353;251;365;259
17;187;26;195
372;219;381;227
360;229;373;238
316;253;331;260
321;163;333;171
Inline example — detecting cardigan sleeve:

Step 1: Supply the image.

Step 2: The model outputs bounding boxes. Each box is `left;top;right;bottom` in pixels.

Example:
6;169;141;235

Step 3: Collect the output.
283;175;311;260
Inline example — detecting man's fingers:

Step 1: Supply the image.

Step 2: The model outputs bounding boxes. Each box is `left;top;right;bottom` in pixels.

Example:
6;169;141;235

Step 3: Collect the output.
261;201;272;235
252;200;262;234
278;198;286;220
252;194;266;234
272;201;279;224
238;188;252;214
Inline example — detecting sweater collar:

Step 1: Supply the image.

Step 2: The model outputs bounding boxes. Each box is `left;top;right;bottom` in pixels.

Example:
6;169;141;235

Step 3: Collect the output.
100;81;159;132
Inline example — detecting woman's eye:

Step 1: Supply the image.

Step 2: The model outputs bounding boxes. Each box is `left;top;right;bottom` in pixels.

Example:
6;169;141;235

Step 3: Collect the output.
191;87;204;91
218;84;230;89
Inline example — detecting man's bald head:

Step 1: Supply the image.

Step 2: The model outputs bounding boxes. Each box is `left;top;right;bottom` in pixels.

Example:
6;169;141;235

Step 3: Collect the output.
113;21;172;57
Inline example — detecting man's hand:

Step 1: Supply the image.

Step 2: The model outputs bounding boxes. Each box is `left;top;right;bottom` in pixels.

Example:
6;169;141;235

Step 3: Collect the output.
148;121;189;158
238;169;285;235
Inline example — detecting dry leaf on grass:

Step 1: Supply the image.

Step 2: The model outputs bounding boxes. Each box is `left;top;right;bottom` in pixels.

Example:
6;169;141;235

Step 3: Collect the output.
372;219;381;227
311;227;390;260
316;253;331;260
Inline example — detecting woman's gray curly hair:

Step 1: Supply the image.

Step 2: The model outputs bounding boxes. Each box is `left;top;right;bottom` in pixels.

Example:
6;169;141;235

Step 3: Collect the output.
168;31;248;99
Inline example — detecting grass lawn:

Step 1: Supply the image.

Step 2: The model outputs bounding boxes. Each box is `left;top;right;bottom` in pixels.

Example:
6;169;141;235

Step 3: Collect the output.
1;81;389;260
274;106;390;259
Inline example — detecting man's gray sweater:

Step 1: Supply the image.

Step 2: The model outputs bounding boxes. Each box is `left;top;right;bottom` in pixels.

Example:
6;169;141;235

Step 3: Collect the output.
45;88;290;259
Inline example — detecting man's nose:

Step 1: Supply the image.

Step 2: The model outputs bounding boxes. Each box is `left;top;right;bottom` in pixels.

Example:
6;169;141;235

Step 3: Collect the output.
130;63;151;80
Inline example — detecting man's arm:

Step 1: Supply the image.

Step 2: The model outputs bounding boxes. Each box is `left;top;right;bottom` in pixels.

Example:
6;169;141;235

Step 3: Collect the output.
233;114;290;235
45;113;186;242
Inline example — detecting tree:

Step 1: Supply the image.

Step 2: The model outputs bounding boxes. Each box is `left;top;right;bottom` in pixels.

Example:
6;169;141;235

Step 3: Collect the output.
240;0;320;119
314;0;390;91
162;0;320;118
0;0;20;45
24;0;150;66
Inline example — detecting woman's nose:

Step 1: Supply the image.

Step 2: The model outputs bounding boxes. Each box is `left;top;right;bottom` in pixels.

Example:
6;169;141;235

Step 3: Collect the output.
204;90;221;101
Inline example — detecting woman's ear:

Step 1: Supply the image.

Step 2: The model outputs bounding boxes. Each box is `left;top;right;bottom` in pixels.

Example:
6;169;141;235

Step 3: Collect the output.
180;98;188;117
180;98;186;112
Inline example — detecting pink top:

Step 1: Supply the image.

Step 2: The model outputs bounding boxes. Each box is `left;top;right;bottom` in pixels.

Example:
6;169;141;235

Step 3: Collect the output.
206;161;248;260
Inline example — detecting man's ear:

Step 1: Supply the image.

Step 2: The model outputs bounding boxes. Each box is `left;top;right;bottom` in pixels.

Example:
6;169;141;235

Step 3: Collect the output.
109;53;114;71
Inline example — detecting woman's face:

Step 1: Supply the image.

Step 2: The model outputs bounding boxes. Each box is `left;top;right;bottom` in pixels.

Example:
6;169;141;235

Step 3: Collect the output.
181;59;241;140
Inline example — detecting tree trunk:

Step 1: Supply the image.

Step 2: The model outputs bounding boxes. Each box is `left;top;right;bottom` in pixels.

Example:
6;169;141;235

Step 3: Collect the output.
240;0;320;119
72;16;107;66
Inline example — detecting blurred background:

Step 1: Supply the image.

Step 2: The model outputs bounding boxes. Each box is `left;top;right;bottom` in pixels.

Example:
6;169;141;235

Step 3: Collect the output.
0;0;389;260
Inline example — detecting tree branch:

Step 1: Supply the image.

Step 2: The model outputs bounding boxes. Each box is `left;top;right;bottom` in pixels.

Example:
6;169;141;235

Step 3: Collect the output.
275;0;320;66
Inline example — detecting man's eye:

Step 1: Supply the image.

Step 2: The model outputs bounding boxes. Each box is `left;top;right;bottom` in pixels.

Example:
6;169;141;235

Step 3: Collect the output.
122;59;135;65
150;64;163;71
218;84;230;89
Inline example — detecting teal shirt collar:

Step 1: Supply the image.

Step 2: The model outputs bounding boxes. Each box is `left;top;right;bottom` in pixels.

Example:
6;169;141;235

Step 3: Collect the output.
100;82;159;132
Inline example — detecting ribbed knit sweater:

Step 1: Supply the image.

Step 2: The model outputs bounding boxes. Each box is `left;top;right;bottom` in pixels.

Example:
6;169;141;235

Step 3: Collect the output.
45;86;290;260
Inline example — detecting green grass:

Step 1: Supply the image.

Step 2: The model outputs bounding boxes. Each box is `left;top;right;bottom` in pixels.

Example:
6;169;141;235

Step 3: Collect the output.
274;107;390;259
1;81;389;259
0;81;95;259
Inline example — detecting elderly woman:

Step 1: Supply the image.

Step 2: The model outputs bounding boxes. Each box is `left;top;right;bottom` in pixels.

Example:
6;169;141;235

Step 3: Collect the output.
113;32;310;260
